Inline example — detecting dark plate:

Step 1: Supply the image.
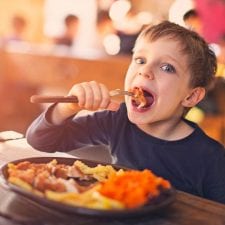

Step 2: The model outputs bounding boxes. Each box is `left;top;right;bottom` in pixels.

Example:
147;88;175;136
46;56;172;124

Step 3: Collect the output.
0;157;176;218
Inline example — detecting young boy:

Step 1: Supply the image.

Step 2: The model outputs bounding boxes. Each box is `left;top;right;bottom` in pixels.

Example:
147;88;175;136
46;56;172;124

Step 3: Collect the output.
26;21;225;204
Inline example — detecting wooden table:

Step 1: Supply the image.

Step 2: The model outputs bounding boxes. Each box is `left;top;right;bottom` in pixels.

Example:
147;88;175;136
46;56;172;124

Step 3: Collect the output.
0;138;225;225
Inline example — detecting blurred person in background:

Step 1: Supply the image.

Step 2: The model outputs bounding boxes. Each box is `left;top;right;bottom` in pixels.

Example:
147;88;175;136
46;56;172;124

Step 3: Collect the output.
53;14;79;47
216;34;225;78
182;5;225;79
183;9;202;35
115;10;143;55
194;0;225;44
96;10;115;42
182;6;225;144
0;15;41;133
1;15;27;46
214;35;225;116
182;9;219;117
93;10;116;56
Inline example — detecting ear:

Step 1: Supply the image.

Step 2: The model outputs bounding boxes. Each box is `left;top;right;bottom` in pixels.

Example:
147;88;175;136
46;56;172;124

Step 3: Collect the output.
182;87;206;107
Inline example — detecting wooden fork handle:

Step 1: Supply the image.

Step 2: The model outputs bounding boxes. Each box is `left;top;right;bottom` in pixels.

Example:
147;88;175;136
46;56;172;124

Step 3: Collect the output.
30;89;133;104
30;95;78;103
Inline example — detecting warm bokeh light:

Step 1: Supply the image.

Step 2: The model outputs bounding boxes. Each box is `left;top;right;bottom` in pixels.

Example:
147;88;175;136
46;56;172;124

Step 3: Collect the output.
103;34;120;55
109;0;131;22
210;43;221;57
169;0;194;26
136;11;153;25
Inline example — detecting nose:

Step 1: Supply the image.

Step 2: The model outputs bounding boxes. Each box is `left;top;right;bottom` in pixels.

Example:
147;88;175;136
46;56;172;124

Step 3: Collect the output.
138;72;154;80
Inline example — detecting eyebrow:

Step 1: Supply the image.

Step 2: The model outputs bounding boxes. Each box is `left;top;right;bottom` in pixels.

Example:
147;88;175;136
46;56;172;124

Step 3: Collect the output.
162;54;187;73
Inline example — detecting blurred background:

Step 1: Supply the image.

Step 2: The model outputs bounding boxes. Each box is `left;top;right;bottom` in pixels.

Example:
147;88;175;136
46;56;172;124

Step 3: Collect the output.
0;0;224;145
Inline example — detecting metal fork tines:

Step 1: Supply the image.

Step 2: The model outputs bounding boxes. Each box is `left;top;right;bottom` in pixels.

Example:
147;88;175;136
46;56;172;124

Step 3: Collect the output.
109;89;133;97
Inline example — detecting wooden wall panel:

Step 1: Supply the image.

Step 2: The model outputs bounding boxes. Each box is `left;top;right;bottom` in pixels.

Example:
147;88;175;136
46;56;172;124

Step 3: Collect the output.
0;50;130;133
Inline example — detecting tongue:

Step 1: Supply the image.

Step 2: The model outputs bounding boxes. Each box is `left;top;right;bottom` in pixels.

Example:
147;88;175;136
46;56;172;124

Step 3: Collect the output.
135;95;154;109
145;96;154;107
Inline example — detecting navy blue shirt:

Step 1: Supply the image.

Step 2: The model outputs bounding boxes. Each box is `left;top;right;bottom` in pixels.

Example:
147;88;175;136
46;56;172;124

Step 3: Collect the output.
26;103;225;204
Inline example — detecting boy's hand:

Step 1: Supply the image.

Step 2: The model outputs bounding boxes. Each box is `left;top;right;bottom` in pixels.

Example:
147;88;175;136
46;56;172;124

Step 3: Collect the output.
50;81;119;125
68;81;111;110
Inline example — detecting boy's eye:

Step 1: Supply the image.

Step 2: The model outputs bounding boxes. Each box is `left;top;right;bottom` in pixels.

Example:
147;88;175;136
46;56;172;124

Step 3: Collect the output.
134;57;146;64
160;64;176;73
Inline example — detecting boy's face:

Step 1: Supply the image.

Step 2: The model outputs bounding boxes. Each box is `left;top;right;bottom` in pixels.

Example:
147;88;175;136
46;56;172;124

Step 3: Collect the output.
124;37;196;125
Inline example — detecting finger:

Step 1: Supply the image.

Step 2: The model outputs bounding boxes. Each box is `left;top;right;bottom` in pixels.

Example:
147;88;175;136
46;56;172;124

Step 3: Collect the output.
68;84;85;108
99;83;110;109
81;82;94;109
89;81;102;110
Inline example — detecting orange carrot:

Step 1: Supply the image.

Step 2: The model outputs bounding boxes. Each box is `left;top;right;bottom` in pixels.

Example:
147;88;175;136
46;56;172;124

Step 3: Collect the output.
99;169;171;208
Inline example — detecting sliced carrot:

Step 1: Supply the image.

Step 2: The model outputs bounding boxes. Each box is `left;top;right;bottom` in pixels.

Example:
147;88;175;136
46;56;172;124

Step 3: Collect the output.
99;169;171;208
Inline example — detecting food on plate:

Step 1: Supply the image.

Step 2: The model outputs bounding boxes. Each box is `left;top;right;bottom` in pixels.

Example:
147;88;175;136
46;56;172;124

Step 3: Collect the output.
45;186;124;210
7;159;172;210
99;169;171;208
73;160;121;182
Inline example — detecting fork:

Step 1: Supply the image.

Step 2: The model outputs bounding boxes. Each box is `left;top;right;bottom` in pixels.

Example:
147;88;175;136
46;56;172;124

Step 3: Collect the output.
30;89;133;103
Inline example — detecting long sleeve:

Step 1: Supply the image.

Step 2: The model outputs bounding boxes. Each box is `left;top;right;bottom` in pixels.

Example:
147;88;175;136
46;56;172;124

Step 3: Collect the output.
26;107;112;152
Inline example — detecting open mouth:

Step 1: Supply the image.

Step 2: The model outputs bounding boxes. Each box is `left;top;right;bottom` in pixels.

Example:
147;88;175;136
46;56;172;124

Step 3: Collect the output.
131;87;154;109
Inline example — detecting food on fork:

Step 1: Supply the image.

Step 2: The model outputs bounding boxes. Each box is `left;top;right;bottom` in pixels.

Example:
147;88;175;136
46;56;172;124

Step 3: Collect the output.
7;159;172;210
130;87;148;109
